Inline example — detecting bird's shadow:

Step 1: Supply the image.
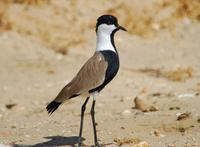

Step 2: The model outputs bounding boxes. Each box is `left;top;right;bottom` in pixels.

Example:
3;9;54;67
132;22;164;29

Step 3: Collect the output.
14;135;85;147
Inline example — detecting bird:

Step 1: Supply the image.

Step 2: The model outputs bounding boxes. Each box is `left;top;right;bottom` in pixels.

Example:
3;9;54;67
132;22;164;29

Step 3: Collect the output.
46;14;126;147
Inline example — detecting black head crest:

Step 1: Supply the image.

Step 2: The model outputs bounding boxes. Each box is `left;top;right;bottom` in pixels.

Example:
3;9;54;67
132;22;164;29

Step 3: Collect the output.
96;15;118;31
96;15;127;32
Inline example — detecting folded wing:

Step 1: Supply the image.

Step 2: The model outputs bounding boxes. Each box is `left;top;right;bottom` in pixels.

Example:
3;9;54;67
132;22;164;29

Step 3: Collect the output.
54;52;108;103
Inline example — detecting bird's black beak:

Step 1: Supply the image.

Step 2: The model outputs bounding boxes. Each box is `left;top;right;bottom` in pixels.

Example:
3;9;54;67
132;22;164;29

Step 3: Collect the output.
118;25;127;31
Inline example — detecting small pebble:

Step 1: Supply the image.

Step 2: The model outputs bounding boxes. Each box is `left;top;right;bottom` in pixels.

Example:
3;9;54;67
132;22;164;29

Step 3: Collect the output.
150;130;165;137
122;109;131;116
6;104;17;109
178;93;195;98
25;134;30;138
134;97;148;112
131;141;149;147
152;23;160;31
176;112;191;121
11;125;16;129
167;145;176;147
56;53;63;60
178;127;185;133
182;17;191;26
169;107;180;110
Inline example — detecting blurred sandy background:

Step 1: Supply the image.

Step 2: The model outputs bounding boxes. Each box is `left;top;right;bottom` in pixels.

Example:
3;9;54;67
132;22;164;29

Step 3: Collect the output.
0;0;200;146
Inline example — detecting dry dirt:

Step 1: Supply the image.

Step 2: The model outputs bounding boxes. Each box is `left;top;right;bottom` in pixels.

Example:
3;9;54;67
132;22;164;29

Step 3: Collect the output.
0;0;200;147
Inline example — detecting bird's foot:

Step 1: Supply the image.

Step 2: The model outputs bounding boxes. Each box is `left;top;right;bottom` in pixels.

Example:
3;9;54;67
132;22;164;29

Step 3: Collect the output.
91;142;101;147
78;137;83;147
95;141;101;147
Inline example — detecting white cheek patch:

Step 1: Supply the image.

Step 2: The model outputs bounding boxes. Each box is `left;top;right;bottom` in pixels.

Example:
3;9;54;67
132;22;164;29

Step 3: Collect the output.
96;24;117;53
97;24;116;35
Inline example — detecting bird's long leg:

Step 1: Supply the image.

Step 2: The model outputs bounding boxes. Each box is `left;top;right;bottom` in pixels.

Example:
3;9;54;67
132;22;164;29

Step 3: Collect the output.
78;96;90;147
91;95;100;147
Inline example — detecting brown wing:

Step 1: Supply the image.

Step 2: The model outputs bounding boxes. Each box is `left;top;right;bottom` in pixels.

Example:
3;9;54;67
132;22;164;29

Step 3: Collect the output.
54;52;108;103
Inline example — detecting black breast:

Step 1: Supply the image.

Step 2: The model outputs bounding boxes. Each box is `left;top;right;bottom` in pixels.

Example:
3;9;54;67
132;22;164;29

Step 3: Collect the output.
89;50;119;93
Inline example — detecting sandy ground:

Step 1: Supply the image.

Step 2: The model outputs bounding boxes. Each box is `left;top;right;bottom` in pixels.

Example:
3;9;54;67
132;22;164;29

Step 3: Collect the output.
0;0;200;147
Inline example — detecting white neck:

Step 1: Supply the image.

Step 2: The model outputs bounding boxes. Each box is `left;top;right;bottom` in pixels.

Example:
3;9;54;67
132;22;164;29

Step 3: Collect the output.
96;24;116;53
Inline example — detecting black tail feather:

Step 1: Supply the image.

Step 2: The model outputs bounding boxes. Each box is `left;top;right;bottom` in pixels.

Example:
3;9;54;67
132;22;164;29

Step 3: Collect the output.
46;101;61;114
